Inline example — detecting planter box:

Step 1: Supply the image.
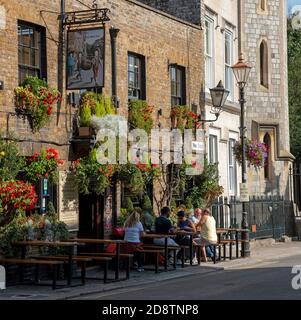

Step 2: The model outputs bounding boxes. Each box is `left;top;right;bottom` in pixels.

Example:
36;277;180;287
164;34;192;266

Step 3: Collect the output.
78;127;93;137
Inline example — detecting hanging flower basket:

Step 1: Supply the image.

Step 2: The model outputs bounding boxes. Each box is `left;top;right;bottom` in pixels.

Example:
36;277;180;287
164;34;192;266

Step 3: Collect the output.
14;76;61;133
233;139;268;170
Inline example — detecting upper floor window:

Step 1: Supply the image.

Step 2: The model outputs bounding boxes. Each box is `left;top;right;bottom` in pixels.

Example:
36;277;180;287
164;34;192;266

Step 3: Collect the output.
225;29;233;99
170;65;186;106
209;134;218;164
260;40;269;88
18;21;47;84
128;53;146;100
205;15;214;90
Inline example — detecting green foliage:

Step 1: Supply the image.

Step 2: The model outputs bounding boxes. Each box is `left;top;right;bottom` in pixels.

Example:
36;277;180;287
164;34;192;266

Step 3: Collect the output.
141;210;154;230
125;197;134;214
129;100;154;134
288;16;301;163
117;208;128;227
142;195;152;212
170;198;177;212
0;213;28;257
73;150;114;195
46;201;58;221
186;159;224;208
80;105;92;127
184;196;193;210
80;92;115;126
21;76;48;94
0;134;25;181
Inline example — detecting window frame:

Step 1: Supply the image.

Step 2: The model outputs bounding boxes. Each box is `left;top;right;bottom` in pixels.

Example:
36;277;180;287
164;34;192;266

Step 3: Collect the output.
205;14;215;90
259;40;269;89
128;52;146;100
228;138;237;194
18;20;47;84
170;64;186;106
224;29;233;100
209;134;218;164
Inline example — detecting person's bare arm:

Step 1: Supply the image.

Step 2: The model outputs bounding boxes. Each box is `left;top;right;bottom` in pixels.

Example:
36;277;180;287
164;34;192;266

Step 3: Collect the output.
188;220;196;232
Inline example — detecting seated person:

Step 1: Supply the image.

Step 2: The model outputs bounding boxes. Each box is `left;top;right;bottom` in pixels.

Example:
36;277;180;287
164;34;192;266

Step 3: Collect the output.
175;210;196;261
153;207;179;262
189;208;202;225
193;208;217;262
123;211;145;272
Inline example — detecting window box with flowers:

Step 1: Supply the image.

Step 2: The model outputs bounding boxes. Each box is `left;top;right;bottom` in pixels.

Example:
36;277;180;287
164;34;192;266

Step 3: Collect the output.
233;139;268;170
170;106;201;130
14;76;61;133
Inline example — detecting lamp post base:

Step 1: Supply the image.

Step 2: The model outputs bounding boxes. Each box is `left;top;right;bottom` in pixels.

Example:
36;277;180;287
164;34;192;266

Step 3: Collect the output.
240;211;250;257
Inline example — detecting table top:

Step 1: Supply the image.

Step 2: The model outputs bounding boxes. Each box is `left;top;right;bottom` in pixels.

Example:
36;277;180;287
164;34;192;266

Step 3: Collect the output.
13;240;80;247
69;238;127;244
143;233;173;239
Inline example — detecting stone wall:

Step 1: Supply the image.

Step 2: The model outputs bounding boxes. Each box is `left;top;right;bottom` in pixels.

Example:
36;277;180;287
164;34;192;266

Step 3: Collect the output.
241;0;292;197
136;0;202;25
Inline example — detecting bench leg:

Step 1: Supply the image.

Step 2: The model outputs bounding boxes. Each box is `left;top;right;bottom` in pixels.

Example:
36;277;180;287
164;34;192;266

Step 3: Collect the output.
223;244;226;260
35;264;40;283
181;248;185;268
52;265;57;290
219;245;222;261
104;261;108;284
197;246;201;265
230;243;232;260
213;246;216;264
155;253;159;274
81;261;86;285
173;249;176;269
126;258;130;280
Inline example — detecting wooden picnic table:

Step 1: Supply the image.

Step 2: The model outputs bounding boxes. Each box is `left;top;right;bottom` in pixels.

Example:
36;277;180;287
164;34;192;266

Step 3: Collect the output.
13;240;80;286
142;233;173;271
69;238;127;280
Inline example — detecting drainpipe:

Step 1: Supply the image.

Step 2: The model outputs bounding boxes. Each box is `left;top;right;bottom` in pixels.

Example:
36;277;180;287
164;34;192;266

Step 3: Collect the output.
109;27;120;108
57;0;65;124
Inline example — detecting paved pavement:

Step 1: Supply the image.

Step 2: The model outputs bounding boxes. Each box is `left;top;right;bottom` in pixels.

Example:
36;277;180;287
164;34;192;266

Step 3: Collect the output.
0;241;300;300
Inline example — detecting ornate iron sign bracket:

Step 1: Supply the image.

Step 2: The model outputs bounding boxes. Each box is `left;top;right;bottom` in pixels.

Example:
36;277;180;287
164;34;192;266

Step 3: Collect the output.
63;8;110;27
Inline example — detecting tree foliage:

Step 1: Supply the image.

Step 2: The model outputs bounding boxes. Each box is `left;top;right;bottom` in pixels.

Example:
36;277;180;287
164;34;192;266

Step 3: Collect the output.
288;15;301;163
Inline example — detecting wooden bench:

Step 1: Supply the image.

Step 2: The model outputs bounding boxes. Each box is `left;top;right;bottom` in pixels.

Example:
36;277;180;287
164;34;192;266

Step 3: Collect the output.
142;244;190;268
138;249;164;273
193;243;220;264
0;258;65;289
79;252;133;280
30;255;94;284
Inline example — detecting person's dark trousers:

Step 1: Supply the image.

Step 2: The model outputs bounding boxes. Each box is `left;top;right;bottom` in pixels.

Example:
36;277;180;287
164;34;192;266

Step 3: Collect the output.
176;237;190;260
134;251;143;268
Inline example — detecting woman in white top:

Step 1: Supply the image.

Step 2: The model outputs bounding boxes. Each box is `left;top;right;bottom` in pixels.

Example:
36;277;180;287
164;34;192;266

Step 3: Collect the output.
193;208;217;262
123;211;145;271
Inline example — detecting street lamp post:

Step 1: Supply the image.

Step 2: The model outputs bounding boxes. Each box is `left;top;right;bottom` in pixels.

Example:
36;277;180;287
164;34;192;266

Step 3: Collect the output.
231;53;252;258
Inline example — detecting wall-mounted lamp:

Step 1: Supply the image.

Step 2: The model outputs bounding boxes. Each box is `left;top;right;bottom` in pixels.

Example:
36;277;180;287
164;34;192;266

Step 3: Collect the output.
0;80;4;90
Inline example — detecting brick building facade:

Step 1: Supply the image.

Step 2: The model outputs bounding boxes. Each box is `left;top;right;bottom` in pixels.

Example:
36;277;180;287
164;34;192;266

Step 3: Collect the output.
0;0;204;235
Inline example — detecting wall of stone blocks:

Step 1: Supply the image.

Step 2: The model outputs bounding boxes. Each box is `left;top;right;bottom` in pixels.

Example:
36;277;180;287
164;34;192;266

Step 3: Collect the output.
241;0;292;198
136;0;202;25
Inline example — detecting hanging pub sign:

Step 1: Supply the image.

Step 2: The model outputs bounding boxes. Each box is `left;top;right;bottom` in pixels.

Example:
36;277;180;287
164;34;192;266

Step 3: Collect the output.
66;27;105;90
